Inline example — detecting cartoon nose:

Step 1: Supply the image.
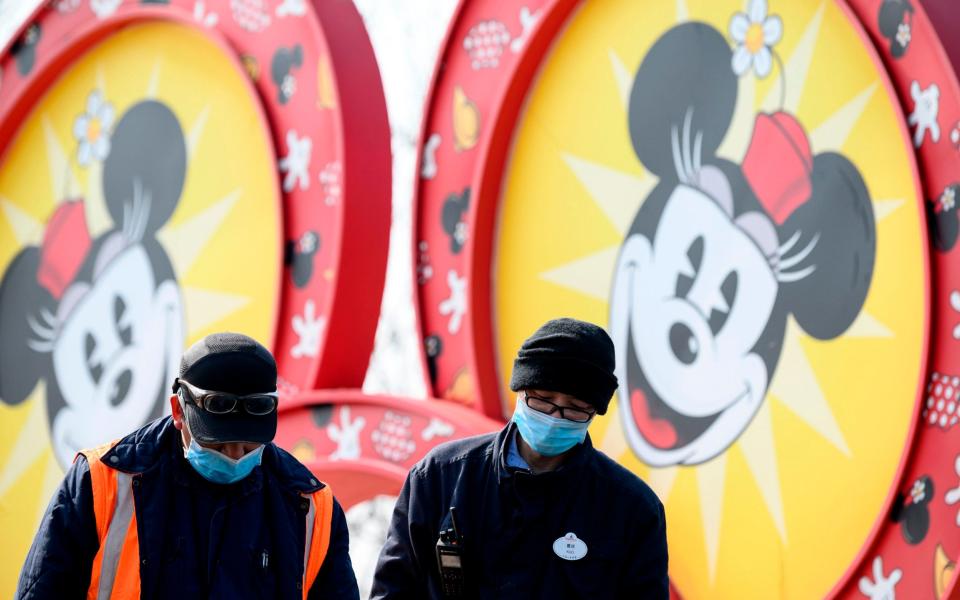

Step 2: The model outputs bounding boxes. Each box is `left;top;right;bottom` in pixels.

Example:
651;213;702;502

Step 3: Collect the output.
669;322;699;365
110;369;133;406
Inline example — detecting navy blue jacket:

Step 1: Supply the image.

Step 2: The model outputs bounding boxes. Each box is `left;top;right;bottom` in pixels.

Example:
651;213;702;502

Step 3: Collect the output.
16;416;359;600
370;423;668;599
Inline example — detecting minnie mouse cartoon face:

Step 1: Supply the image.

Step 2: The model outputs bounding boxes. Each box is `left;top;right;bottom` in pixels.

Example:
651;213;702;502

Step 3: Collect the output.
609;23;876;467
0;100;186;468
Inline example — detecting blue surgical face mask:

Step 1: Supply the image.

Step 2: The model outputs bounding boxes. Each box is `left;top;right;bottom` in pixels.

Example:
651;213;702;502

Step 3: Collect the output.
511;397;591;456
184;438;264;484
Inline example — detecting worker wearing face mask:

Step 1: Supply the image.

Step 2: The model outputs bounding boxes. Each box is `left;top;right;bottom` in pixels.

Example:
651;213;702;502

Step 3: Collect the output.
371;318;669;599
17;332;359;599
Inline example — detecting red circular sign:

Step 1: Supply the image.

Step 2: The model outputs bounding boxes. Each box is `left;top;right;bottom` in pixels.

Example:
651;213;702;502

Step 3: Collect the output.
0;0;391;396
412;0;960;597
0;2;389;592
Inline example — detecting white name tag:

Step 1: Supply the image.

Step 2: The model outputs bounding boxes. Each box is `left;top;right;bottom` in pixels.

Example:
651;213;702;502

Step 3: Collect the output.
553;532;588;561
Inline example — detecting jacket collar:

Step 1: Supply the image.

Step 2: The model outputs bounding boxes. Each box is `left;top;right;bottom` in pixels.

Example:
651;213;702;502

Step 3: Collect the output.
101;416;323;495
494;421;595;483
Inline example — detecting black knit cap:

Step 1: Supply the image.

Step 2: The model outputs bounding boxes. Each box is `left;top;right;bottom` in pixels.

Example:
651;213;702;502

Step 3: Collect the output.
509;317;618;414
173;332;278;444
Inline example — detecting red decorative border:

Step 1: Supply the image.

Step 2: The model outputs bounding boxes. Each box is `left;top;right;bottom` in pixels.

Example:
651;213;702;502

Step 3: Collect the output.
0;0;391;393
411;0;575;418
836;1;960;598
413;0;959;597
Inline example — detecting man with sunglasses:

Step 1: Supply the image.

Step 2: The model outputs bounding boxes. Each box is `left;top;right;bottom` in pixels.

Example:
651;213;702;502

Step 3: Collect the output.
17;332;359;599
371;318;668;599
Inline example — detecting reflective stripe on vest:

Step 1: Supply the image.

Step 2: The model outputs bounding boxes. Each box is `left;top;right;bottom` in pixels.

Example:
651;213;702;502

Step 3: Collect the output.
81;442;140;600
303;486;334;599
79;442;334;600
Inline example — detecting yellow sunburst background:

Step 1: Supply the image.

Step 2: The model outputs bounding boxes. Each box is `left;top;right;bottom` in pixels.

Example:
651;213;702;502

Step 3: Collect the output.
0;22;281;595
495;0;924;597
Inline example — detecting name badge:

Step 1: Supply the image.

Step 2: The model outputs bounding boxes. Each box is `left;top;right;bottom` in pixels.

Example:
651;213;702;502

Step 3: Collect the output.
553;532;588;561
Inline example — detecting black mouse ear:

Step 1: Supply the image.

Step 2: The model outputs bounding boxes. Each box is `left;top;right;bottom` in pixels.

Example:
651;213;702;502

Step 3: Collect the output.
441;188;470;254
778;153;876;340
877;2;902;38
927;185;959;252
628;22;737;179
102;100;185;238
0;247;55;405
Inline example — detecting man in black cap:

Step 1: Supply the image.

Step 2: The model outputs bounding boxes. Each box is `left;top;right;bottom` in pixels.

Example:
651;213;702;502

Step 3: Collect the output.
370;318;669;599
17;332;360;599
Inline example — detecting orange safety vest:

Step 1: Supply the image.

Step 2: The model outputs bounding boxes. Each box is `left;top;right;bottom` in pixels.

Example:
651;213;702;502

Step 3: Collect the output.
79;441;334;600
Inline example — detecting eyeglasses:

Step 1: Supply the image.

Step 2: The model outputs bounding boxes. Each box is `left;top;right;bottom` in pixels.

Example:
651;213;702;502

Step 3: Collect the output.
177;379;278;416
524;392;595;423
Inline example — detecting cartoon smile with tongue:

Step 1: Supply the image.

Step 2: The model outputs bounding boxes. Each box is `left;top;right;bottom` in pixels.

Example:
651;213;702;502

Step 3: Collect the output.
609;23;876;467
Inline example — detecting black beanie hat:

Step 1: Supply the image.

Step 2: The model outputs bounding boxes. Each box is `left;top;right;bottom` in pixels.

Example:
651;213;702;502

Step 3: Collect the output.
509;318;618;414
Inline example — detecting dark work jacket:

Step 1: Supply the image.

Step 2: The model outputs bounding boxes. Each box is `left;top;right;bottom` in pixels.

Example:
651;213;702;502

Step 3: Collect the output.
370;423;668;599
16;416;359;600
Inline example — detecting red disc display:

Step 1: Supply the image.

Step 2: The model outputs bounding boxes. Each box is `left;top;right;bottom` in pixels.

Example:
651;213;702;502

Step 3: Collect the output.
0;1;389;594
412;0;959;597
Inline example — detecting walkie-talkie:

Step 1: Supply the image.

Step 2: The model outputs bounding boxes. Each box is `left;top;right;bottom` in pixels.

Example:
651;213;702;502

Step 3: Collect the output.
435;506;465;598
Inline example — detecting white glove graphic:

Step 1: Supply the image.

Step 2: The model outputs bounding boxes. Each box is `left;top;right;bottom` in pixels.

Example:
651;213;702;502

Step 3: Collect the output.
944;454;960;525
510;6;543;53
276;0;306;17
421;418;455;441
291;299;324;359
421;133;441;180
909;81;941;148
90;0;122;18
279;129;312;192
438;269;467;334
858;556;902;600
328;406;366;461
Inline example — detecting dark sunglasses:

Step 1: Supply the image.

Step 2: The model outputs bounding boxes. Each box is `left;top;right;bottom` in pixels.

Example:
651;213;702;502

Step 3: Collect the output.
176;379;278;416
524;392;595;423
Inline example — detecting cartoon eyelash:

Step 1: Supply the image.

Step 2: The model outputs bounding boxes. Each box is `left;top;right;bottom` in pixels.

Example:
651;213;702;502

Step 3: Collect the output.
26;308;59;353
777;230;802;257
774;232;820;283
122;178;152;243
671;106;704;186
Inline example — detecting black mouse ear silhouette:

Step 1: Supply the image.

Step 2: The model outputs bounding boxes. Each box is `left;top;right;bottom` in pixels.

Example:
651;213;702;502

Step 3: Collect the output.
896;475;933;545
0;247;56;405
441;188;470;254
777;153;876;340
628;22;737;180
102;100;186;239
878;0;913;38
927;185;959;252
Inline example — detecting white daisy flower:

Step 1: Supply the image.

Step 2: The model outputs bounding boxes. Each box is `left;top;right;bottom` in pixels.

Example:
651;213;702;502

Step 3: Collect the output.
72;90;115;167
910;479;925;504
729;0;783;78
941;187;956;212
896;23;911;48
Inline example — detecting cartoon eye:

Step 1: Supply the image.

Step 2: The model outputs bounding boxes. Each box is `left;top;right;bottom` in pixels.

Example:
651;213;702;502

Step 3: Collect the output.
669;322;699;365
708;271;739;335
85;332;103;384
675;236;704;299
114;295;132;346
